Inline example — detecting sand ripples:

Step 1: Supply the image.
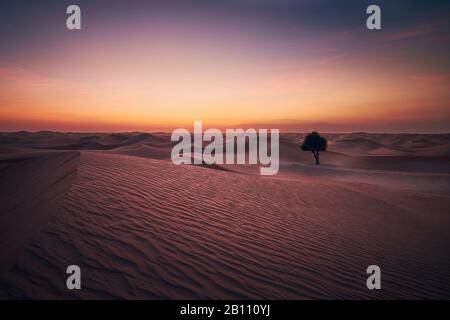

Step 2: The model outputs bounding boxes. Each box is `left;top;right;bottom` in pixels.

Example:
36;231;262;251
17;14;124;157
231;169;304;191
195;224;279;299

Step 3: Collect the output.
1;152;449;299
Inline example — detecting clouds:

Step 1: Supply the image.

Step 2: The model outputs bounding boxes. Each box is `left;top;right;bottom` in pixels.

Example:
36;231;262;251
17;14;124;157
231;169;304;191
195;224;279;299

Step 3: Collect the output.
383;22;446;41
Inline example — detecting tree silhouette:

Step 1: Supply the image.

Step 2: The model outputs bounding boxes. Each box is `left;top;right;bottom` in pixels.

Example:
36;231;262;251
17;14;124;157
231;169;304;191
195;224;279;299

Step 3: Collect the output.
301;131;327;165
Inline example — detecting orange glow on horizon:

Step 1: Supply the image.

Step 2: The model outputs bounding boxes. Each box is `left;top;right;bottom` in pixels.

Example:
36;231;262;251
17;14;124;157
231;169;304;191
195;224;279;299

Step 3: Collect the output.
1;60;448;132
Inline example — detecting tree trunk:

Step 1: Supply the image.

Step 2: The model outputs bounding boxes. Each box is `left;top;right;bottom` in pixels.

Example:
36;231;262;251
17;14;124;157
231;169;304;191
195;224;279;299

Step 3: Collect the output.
312;151;320;165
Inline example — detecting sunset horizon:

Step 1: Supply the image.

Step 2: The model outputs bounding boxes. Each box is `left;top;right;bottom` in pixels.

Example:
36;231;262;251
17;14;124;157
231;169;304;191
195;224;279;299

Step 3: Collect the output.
1;0;449;133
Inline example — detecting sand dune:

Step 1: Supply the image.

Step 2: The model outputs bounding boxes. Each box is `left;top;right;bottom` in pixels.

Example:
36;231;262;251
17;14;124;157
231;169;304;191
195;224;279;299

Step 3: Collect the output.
0;151;79;276
0;132;449;299
329;137;409;156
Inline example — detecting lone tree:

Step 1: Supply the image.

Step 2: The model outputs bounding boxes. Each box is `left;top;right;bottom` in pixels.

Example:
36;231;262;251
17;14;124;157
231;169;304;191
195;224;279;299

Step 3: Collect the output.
301;131;327;165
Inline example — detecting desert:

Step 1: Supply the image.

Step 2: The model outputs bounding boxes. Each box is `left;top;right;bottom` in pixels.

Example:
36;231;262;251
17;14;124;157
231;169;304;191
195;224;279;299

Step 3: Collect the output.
0;131;449;299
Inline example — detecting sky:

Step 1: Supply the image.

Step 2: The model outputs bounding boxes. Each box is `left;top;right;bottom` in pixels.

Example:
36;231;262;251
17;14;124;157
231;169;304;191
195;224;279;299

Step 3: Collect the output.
0;0;449;132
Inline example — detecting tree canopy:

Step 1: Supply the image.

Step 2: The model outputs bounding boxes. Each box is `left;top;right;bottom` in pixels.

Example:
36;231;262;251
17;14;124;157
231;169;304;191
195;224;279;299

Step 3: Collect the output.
301;132;327;152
